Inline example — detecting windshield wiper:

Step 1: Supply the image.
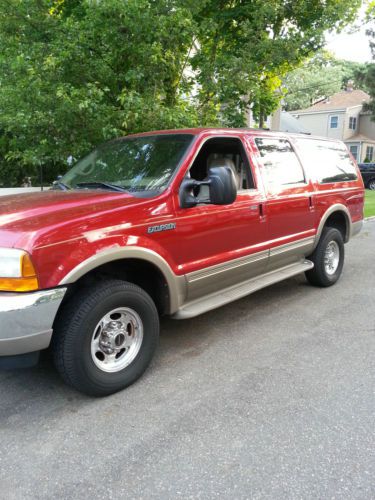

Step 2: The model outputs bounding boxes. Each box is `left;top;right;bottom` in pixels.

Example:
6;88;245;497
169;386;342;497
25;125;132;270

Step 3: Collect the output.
75;182;128;193
52;181;71;191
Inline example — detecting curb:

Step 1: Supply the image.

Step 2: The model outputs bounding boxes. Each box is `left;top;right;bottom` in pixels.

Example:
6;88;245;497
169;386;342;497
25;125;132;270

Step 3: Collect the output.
364;216;375;222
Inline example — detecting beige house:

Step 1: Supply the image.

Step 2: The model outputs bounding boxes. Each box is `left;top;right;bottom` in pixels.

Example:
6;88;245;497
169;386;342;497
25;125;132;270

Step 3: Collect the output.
291;86;375;163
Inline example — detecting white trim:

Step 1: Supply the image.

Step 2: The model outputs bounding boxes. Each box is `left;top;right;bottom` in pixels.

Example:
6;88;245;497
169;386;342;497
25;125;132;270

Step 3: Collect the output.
329;115;339;129
292;109;346;117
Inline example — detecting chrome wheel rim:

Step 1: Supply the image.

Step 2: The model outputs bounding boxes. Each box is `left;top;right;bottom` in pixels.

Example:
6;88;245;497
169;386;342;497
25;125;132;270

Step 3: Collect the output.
369;180;375;190
91;307;143;373
324;240;340;276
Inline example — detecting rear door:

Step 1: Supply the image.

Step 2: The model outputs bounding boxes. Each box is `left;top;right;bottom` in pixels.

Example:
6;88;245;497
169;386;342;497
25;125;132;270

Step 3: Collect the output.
250;135;316;271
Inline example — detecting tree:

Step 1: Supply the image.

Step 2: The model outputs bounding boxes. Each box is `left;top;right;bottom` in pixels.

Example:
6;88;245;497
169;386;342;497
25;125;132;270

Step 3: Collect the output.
357;2;375;120
282;52;366;111
0;0;362;185
190;0;361;126
0;0;199;184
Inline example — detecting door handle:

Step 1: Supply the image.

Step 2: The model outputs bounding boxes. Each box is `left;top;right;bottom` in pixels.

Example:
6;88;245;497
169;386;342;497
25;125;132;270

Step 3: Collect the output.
309;196;314;210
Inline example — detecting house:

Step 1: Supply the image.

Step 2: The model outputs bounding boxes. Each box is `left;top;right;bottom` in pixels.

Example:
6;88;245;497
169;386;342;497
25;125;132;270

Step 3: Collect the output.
278;111;311;134
291;83;375;163
245;108;310;135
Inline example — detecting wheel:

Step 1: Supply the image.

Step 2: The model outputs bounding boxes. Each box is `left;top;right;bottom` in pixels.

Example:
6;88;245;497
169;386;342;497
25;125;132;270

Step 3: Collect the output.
305;227;344;287
52;280;159;396
368;178;375;190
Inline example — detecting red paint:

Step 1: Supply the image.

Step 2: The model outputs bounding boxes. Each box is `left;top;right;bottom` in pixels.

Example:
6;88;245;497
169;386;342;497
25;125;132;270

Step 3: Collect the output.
0;128;364;289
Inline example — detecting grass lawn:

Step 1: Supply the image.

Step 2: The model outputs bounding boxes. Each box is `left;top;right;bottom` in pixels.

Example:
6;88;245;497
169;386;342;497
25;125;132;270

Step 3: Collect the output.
364;190;375;218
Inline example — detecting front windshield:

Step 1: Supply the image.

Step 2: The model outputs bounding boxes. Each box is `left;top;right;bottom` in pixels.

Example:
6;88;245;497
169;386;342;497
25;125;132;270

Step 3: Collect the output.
61;134;194;195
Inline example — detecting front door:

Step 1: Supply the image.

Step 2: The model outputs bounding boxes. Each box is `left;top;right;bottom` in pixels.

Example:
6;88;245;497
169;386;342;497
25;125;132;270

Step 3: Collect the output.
171;135;269;301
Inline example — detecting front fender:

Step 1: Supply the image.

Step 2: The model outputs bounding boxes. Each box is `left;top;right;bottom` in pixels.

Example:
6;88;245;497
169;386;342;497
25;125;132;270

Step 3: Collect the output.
32;232;186;314
59;244;186;314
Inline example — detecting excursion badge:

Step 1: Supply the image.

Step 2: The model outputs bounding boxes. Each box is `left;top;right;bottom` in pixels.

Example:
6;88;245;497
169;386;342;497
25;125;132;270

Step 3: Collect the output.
147;223;176;234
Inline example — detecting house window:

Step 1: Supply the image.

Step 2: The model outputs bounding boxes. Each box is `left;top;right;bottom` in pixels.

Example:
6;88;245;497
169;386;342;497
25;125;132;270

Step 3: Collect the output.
349;145;358;161
349;117;357;130
366;146;374;162
329;116;338;129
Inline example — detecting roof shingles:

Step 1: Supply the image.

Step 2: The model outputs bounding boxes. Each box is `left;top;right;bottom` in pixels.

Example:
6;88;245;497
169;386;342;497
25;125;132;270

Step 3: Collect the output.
295;89;370;113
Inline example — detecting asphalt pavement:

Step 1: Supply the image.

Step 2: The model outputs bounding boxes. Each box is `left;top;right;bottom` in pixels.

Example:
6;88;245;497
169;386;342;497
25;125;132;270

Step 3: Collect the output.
1;220;375;500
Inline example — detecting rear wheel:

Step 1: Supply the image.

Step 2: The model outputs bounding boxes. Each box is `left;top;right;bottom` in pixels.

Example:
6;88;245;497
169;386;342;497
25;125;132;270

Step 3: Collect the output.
368;178;375;190
52;280;159;396
305;227;344;287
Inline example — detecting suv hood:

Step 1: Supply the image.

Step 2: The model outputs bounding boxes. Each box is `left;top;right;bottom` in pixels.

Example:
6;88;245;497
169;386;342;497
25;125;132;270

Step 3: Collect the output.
0;190;149;249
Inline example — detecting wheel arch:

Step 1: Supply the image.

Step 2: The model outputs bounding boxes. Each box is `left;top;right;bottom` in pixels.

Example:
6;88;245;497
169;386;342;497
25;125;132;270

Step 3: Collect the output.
314;204;351;249
59;247;186;315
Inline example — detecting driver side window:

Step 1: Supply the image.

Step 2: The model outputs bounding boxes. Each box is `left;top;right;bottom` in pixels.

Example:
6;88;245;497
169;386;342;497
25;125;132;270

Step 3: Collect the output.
188;137;255;201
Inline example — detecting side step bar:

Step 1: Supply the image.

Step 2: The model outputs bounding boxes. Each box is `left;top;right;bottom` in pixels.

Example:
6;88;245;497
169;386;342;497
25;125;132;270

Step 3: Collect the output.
173;260;314;320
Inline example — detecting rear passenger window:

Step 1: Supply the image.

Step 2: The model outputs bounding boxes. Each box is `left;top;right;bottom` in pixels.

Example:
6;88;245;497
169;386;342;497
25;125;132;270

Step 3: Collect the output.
255;138;305;187
295;139;357;184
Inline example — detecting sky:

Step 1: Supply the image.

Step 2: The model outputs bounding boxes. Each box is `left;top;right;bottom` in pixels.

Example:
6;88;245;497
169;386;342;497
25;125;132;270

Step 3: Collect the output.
325;7;373;63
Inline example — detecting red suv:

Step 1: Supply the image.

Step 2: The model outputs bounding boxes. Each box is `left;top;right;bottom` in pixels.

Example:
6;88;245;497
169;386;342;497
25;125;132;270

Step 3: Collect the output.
0;128;364;395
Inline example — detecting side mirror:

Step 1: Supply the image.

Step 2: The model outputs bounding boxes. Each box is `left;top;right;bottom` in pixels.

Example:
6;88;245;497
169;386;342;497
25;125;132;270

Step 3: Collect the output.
208;166;237;205
179;178;200;208
179;166;237;208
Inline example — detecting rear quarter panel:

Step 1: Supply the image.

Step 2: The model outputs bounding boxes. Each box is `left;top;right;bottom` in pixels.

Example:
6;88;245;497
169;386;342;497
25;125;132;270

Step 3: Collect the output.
291;137;364;227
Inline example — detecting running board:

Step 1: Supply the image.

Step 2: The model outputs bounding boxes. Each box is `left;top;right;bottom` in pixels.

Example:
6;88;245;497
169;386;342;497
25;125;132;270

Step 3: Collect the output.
173;260;314;319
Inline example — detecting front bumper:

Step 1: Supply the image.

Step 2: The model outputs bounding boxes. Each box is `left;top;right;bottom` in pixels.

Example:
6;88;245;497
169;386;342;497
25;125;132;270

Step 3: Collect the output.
0;288;66;356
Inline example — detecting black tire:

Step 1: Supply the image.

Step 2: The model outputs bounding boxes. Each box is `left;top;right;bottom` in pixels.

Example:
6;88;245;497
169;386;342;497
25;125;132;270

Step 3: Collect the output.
52;280;159;397
305;227;344;287
368;178;375;190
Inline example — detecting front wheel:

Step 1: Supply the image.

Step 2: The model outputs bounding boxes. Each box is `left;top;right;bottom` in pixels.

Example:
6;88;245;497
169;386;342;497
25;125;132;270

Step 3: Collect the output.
368;178;375;190
305;227;344;287
52;280;159;396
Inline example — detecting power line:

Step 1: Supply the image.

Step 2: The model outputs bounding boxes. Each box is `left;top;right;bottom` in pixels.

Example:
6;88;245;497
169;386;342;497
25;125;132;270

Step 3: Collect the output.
286;78;346;95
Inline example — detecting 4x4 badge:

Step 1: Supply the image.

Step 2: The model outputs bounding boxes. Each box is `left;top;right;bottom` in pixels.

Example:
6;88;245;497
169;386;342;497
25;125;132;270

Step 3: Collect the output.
147;223;176;234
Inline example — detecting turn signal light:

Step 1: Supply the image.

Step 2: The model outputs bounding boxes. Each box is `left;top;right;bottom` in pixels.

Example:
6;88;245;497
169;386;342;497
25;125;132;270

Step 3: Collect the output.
0;250;39;292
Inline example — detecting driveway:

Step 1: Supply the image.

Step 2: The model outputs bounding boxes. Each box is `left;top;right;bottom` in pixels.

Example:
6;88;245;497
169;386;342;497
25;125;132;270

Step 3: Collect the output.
1;221;374;499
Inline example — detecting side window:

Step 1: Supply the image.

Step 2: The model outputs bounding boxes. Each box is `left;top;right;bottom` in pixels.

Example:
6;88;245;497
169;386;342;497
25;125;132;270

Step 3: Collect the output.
349;117;357;130
330;116;339;129
365;146;374;162
349;145;358;161
295;139;358;184
255;138;305;187
188;137;255;191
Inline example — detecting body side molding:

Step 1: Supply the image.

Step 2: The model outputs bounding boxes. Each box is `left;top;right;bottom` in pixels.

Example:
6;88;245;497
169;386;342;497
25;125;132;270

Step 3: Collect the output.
174;260;314;319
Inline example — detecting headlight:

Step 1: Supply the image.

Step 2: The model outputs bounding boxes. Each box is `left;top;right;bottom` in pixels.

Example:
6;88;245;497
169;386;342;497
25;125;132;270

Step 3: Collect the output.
0;248;39;292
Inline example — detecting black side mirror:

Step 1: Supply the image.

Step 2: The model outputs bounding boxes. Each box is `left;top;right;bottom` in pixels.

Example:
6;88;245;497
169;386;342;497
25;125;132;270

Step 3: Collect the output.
179;166;237;208
208;166;237;205
179;178;201;208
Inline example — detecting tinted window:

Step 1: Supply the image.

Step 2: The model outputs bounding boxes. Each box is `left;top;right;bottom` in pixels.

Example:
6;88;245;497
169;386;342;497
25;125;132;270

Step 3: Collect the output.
295;139;358;184
255;138;305;187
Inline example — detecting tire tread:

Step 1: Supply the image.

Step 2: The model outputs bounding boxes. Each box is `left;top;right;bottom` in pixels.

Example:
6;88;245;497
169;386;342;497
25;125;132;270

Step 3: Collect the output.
52;280;159;396
305;227;344;287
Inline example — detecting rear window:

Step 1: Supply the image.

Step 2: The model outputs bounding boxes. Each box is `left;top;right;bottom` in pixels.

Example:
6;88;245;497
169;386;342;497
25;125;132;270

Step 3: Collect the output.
295;139;357;184
254;138;305;186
